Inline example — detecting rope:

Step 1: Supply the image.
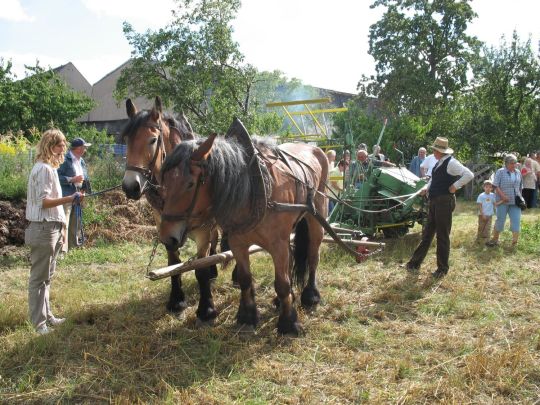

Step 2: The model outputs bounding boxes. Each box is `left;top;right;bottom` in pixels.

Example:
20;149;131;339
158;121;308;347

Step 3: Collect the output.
266;147;424;216
85;184;122;198
70;184;122;247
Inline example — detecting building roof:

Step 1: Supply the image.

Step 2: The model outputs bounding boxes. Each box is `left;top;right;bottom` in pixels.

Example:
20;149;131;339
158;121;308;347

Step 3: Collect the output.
54;60;356;136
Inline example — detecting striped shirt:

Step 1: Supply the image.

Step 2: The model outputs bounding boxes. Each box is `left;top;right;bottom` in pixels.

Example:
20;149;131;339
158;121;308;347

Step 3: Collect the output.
492;167;523;204
26;161;67;223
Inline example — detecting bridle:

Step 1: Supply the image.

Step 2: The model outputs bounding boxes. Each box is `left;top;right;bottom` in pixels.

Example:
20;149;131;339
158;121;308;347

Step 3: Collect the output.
160;159;211;228
125;121;165;189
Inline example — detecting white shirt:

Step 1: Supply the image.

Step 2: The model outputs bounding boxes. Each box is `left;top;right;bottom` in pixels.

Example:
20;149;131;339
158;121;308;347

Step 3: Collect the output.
428;154;474;191
26;161;67;223
69;150;84;187
420;154;438;177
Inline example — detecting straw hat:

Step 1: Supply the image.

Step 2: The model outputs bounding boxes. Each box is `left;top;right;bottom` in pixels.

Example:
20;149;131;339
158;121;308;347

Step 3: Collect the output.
429;137;453;154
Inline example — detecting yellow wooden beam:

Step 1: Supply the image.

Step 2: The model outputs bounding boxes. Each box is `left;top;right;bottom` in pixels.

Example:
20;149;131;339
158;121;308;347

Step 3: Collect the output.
304;103;327;136
288;107;348;115
266;98;331;107
281;106;304;135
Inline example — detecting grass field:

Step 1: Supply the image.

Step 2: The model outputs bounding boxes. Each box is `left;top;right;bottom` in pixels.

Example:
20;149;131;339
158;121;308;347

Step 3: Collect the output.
1;201;539;404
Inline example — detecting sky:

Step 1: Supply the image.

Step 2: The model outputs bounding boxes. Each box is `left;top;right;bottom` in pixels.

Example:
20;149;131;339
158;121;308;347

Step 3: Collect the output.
1;0;539;94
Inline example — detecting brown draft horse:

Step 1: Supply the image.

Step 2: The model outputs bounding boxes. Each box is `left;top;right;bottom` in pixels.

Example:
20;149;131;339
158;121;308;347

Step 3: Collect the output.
121;97;219;323
159;132;328;335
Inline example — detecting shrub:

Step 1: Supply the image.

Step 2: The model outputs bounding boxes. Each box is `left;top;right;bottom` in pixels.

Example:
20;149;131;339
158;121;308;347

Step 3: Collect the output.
0;132;32;200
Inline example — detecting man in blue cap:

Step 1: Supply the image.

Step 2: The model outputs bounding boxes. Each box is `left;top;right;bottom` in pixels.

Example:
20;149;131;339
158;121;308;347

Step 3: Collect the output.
57;137;92;252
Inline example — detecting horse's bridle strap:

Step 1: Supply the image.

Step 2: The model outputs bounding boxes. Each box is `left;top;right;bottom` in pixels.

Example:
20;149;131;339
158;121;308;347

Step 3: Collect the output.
161;160;208;223
125;121;165;182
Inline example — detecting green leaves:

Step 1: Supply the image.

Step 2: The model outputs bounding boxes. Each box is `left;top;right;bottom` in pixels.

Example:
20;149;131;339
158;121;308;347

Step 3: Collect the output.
0;60;95;138
116;0;303;135
365;0;479;116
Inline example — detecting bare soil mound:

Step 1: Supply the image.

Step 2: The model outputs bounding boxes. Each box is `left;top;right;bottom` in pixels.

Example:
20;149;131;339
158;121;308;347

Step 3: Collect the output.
83;190;156;244
0;190;156;251
0;200;28;248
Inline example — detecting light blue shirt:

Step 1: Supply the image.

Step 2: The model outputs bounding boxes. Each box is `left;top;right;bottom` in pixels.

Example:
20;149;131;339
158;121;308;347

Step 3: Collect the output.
476;192;496;216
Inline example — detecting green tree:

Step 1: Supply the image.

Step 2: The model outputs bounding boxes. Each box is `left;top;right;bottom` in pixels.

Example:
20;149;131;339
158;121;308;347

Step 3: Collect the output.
116;0;293;134
0;59;95;140
461;32;540;156
362;0;480;116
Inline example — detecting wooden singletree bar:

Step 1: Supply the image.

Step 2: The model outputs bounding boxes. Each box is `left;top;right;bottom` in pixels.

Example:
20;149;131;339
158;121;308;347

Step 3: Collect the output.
147;238;385;281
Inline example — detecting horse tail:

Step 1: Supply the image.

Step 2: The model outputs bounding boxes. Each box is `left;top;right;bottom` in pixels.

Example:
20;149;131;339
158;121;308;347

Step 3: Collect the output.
292;217;310;289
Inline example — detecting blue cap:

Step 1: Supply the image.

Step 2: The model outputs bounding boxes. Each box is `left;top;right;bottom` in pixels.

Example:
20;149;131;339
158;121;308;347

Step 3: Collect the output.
71;138;91;147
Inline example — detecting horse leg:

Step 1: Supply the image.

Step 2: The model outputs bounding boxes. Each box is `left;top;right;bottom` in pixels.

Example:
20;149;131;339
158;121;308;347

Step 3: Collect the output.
300;215;323;308
192;228;218;324
195;267;217;324
233;246;259;328
166;249;187;312
273;241;302;336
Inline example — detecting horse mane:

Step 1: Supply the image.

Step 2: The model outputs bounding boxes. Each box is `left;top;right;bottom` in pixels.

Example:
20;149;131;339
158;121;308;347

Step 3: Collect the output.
162;136;276;226
121;110;194;141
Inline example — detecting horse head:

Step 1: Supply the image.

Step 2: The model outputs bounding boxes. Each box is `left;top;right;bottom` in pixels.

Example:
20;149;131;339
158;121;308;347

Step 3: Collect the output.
159;133;217;251
121;96;195;200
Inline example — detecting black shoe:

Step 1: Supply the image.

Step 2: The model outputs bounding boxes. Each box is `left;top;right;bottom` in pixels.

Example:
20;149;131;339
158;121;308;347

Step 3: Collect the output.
431;269;447;279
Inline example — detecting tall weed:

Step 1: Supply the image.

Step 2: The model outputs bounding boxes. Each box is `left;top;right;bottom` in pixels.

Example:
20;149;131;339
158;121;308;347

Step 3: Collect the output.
0;132;32;200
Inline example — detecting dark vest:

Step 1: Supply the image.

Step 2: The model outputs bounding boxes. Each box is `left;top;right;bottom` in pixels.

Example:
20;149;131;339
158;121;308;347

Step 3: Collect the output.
429;157;460;198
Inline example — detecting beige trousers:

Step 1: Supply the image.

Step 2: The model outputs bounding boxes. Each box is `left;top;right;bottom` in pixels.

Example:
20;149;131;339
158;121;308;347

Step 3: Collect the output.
25;221;63;329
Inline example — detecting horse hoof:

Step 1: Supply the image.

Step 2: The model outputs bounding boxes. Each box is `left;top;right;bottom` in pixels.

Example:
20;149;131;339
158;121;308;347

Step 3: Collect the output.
195;318;215;328
301;288;321;308
167;300;188;313
277;322;304;337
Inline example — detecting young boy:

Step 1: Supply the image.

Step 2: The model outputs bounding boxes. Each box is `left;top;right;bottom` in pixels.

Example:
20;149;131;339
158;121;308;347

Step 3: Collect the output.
476;179;498;241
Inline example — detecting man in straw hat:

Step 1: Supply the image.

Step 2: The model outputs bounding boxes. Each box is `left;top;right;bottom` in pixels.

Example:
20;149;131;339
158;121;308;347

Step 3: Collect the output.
403;137;473;279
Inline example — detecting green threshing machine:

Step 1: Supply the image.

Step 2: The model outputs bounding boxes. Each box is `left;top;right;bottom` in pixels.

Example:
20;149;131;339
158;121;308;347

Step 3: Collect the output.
267;98;427;239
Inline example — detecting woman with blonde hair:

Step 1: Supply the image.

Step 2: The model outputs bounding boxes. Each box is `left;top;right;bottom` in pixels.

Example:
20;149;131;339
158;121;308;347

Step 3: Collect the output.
25;129;84;334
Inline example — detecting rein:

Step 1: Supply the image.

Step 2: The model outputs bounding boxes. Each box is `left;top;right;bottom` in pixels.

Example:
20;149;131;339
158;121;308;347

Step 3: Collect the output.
160;160;210;226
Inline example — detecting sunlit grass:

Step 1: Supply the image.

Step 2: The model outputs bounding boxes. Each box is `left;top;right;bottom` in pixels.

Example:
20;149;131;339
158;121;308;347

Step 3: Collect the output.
1;201;539;403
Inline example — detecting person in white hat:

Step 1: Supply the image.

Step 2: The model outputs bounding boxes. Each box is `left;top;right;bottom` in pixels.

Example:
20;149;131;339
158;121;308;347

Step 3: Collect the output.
403;136;473;279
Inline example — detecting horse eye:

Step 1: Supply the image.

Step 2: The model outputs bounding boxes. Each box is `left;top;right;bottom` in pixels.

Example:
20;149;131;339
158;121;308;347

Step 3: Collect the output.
149;137;158;145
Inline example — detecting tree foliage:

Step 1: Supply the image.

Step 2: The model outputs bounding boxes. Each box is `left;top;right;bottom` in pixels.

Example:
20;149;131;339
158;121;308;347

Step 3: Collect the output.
462;33;540;155
355;0;540;160
362;0;479;116
116;0;295;134
0;60;95;140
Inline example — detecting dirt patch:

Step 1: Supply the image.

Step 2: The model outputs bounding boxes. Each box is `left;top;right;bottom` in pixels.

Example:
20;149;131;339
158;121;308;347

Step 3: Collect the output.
77;190;157;245
0;200;28;249
0;191;157;251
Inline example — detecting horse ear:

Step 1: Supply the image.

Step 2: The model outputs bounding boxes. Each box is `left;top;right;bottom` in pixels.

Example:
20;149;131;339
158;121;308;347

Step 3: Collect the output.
126;99;138;118
169;126;184;147
192;133;217;162
150;96;162;121
155;96;163;113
